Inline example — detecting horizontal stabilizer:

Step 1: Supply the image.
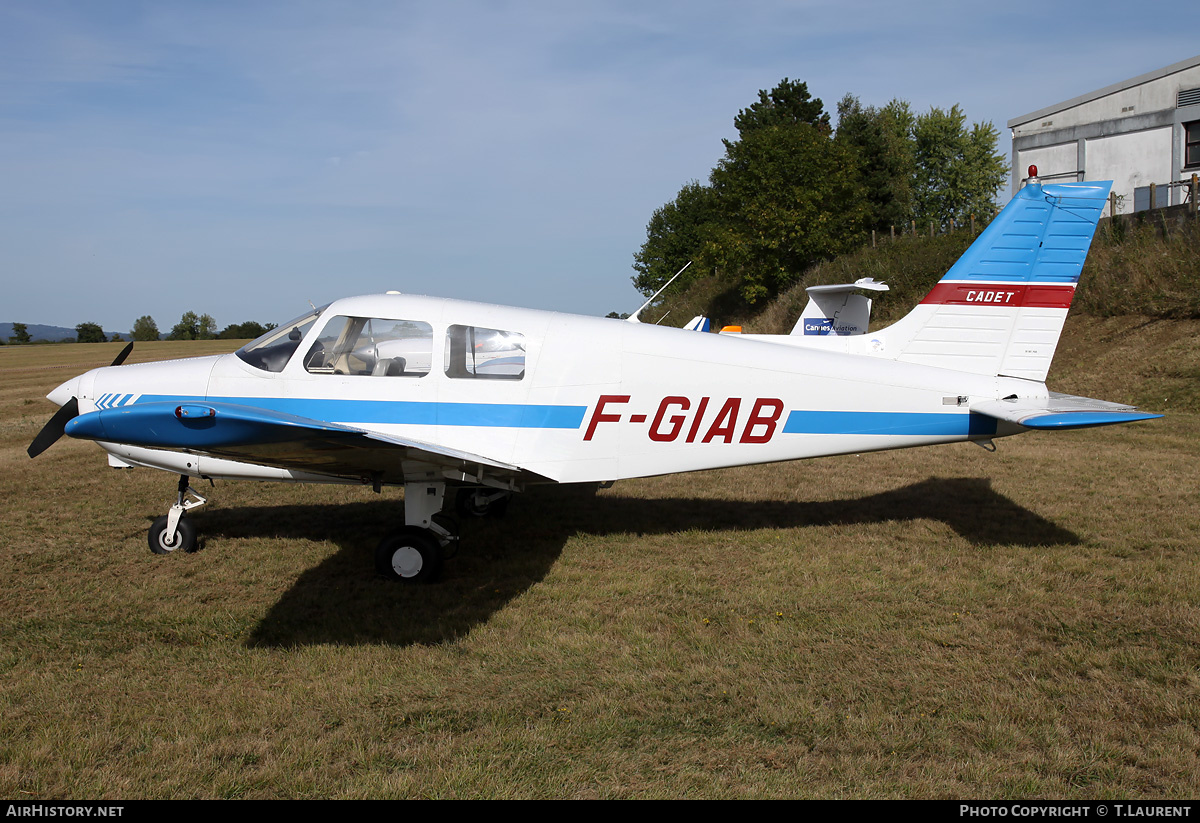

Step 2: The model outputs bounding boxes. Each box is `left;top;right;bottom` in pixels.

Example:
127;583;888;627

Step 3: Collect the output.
971;391;1162;430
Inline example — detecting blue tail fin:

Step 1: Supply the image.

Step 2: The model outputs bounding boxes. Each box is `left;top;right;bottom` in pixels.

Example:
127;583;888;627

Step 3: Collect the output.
879;179;1112;381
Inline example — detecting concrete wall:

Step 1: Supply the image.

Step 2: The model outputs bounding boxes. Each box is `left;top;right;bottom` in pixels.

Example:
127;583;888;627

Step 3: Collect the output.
1014;141;1080;183
1011;64;1200;139
1010;57;1200;205
1086;127;1175;213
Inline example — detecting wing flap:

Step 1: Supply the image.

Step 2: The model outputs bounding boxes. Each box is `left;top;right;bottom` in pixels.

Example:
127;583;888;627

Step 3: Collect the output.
971;391;1162;430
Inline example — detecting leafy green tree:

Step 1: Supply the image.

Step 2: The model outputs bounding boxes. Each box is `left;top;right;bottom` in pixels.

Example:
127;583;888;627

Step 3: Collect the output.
911;105;1008;230
168;311;200;340
630;79;1007;317
709;122;867;304
731;78;830;140
131;316;160;341
197;313;218;340
75;322;107;344
218;321;271;340
836;95;916;233
632;181;722;296
632;79;869;310
10;322;30;345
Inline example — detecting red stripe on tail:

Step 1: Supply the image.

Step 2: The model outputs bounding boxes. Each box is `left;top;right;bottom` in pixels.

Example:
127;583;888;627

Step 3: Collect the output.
920;282;1075;309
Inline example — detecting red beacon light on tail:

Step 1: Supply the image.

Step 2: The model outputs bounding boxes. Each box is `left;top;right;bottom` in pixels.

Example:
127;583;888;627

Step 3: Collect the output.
1027;165;1039;182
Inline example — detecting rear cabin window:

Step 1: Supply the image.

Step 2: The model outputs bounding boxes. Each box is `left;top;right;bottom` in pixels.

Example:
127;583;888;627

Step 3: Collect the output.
444;325;525;380
304;316;433;377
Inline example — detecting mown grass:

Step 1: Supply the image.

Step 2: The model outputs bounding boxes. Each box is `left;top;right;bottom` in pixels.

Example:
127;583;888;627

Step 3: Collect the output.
1;333;1197;798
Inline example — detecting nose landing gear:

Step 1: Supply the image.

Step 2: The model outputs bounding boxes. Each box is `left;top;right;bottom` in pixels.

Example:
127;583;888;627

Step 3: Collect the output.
148;474;207;554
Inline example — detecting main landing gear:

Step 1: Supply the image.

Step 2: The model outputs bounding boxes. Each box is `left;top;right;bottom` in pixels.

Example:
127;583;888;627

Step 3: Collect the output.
147;474;207;554
374;483;512;583
146;475;511;583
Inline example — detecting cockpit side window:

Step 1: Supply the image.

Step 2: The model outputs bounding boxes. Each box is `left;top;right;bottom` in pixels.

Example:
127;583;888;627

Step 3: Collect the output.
304;316;433;377
234;308;324;373
444;325;525;380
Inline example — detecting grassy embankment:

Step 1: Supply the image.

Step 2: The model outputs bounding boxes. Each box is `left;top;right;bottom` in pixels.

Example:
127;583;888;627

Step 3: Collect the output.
0;222;1197;798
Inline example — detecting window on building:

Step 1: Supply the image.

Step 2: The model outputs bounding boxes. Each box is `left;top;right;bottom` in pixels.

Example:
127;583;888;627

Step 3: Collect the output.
444;325;525;380
1186;120;1200;170
304;316;433;377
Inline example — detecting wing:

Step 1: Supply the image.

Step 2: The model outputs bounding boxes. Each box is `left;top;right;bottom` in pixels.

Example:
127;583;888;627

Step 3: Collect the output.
971;391;1162;430
64;401;545;485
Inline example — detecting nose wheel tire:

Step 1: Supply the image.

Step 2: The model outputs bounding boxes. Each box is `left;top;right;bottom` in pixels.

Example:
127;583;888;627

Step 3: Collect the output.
375;527;443;583
148;515;197;554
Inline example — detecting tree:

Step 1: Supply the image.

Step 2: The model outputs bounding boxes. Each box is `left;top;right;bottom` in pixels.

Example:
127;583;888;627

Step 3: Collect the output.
708;121;867;304
911;105;1008;230
10;322;30;345
168;311;200;340
836;95;916;233
632;78;868;311
731;78;830;140
75;322;107;344
632;180;722;296
218;321;271;339
630;79;1007;318
197;314;218;340
131;315;160;341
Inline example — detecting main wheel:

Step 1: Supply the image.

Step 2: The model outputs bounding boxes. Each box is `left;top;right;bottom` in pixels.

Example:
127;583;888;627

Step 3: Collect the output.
148;515;197;555
375;527;443;583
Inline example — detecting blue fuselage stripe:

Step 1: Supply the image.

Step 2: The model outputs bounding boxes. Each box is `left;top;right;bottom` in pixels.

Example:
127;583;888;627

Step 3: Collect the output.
125;397;992;437
134;395;588;429
782;410;996;437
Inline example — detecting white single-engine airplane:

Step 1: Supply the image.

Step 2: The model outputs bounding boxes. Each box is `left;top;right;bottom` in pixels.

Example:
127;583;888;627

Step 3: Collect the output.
29;172;1160;582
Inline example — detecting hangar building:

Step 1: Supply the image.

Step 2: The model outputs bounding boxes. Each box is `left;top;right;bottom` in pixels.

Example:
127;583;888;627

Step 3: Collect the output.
1008;55;1200;212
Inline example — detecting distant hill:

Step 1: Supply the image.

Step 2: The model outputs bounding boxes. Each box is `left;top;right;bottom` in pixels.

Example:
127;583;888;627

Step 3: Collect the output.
0;322;126;343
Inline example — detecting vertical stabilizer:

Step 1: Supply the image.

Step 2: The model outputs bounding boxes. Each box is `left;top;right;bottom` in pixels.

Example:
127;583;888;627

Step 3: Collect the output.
877;179;1111;381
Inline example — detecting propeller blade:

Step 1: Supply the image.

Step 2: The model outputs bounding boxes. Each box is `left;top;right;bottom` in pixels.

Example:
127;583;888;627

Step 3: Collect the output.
111;342;134;367
27;397;80;459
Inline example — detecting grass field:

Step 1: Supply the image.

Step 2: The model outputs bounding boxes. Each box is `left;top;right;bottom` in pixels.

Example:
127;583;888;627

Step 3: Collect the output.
1;326;1198;799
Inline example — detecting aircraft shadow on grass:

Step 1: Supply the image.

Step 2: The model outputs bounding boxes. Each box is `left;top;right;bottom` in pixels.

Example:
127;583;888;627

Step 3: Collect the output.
185;476;1078;648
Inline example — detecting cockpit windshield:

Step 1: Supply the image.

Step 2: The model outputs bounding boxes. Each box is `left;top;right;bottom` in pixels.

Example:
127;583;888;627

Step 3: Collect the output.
235;306;327;373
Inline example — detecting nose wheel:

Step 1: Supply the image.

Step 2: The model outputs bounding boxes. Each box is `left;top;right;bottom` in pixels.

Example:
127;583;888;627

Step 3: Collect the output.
148;474;207;555
149;514;197;554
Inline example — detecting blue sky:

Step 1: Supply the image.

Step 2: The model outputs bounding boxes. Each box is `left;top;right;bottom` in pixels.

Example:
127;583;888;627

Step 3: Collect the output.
2;1;1198;332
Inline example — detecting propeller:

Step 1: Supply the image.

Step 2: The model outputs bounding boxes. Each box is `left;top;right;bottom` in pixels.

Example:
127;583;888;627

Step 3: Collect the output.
26;343;134;459
27;397;79;458
111;341;134;367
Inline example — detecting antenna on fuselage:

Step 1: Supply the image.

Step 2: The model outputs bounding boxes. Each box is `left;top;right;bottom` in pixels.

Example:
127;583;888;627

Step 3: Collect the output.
626;261;692;324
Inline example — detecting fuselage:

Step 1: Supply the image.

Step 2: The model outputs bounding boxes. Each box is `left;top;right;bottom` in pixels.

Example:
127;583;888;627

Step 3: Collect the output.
50;292;1034;487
